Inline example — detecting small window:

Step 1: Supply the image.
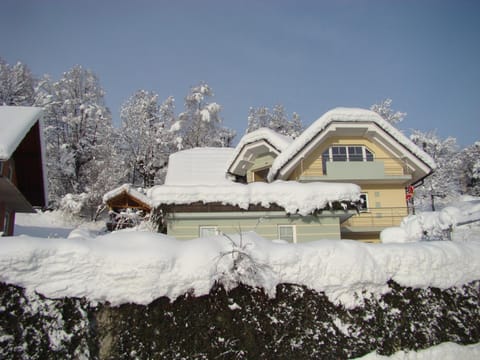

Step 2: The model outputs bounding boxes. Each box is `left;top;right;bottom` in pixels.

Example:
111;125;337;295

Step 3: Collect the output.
359;193;369;212
0;161;3;176
199;226;218;238
278;225;296;243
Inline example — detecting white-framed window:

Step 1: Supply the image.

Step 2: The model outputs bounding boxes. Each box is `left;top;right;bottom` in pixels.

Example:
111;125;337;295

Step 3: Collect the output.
199;226;218;238
359;193;369;212
278;225;296;243
323;145;374;162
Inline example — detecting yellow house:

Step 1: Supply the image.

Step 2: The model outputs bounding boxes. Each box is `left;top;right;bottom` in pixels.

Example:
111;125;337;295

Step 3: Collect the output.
228;107;436;242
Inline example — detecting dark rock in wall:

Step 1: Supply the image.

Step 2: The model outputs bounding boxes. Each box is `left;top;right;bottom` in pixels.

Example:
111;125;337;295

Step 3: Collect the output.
1;280;479;359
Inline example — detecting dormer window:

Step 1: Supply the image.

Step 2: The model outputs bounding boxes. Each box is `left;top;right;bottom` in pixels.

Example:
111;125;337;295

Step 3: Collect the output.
323;146;374;162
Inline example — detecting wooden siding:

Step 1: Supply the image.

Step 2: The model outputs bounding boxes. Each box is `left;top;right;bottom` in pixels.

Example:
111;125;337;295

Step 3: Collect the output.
287;137;411;242
288;136;407;180
246;153;276;183
166;211;342;241
13;121;46;207
341;185;409;241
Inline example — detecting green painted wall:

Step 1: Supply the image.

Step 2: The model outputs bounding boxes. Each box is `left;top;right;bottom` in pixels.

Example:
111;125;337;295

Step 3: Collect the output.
166;211;341;242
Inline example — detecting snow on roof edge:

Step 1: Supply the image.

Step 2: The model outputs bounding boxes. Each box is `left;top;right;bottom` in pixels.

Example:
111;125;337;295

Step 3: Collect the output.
148;180;361;216
268;107;436;182
0;106;44;159
103;184;154;208
227;128;293;174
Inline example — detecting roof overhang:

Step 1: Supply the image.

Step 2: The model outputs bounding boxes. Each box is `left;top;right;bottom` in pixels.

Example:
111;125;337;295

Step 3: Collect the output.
274;121;434;184
228;139;281;177
0;177;35;213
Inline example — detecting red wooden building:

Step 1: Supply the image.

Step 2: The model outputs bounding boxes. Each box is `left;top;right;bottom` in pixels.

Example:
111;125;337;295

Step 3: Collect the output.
0;106;47;236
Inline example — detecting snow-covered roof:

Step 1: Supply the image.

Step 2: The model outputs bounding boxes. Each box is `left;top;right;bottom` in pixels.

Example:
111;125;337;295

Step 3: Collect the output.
237;128;293;153
0;106;43;159
103;184;153;208
268;107;436;182
227;128;292;176
148;180;360;216
165;147;236;185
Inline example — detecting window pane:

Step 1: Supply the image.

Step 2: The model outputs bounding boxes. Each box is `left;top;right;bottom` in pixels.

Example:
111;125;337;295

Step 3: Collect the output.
199;226;218;237
332;147;347;161
278;225;294;242
348;146;363;161
365;149;374;161
359;194;368;211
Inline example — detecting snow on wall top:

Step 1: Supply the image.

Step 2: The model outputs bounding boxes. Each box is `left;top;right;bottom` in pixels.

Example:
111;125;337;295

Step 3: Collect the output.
165;147;236;185
103;184;153;208
0;106;43;159
267;107;437;182
148;180;361;216
227;127;293;173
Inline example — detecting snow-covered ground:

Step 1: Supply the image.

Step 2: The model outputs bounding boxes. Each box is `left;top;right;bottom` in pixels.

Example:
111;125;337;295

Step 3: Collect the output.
4;197;480;359
354;342;480;360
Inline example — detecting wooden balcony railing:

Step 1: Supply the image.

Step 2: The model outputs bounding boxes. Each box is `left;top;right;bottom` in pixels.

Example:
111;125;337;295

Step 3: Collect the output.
342;207;410;229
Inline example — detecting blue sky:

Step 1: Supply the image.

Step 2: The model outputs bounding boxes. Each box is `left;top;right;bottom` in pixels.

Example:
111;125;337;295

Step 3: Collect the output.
1;0;479;146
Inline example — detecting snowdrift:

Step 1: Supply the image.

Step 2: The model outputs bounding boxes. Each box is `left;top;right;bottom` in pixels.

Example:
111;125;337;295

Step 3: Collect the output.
1;229;479;307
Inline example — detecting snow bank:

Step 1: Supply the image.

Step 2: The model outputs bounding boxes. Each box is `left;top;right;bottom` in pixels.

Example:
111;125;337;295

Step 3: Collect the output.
381;196;480;243
354;342;480;360
1;229;479;307
148;180;361;215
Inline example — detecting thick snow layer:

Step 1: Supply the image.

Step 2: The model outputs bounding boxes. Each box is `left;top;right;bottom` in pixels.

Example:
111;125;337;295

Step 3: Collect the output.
102;183;153;207
268;107;436;181
164;147;235;185
148;180;361;215
1;227;479;307
381;196;480;243
0;106;43;159
5;199;479;307
354;342;480;360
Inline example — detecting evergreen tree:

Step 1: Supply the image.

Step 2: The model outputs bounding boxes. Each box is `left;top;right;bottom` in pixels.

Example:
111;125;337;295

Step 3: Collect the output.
246;104;303;138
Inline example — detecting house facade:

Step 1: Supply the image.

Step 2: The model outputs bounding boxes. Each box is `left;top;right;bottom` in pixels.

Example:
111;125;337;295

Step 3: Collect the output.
113;107;435;243
231;107;435;242
0;106;47;236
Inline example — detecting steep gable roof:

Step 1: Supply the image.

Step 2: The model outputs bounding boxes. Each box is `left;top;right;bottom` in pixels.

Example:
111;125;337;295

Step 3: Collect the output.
103;184;153;209
267;107;436;183
0;106;47;209
0;106;43;159
227;127;292;176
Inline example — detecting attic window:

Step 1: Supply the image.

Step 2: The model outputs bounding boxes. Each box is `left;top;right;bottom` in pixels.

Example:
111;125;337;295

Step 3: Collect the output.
323;146;374;163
